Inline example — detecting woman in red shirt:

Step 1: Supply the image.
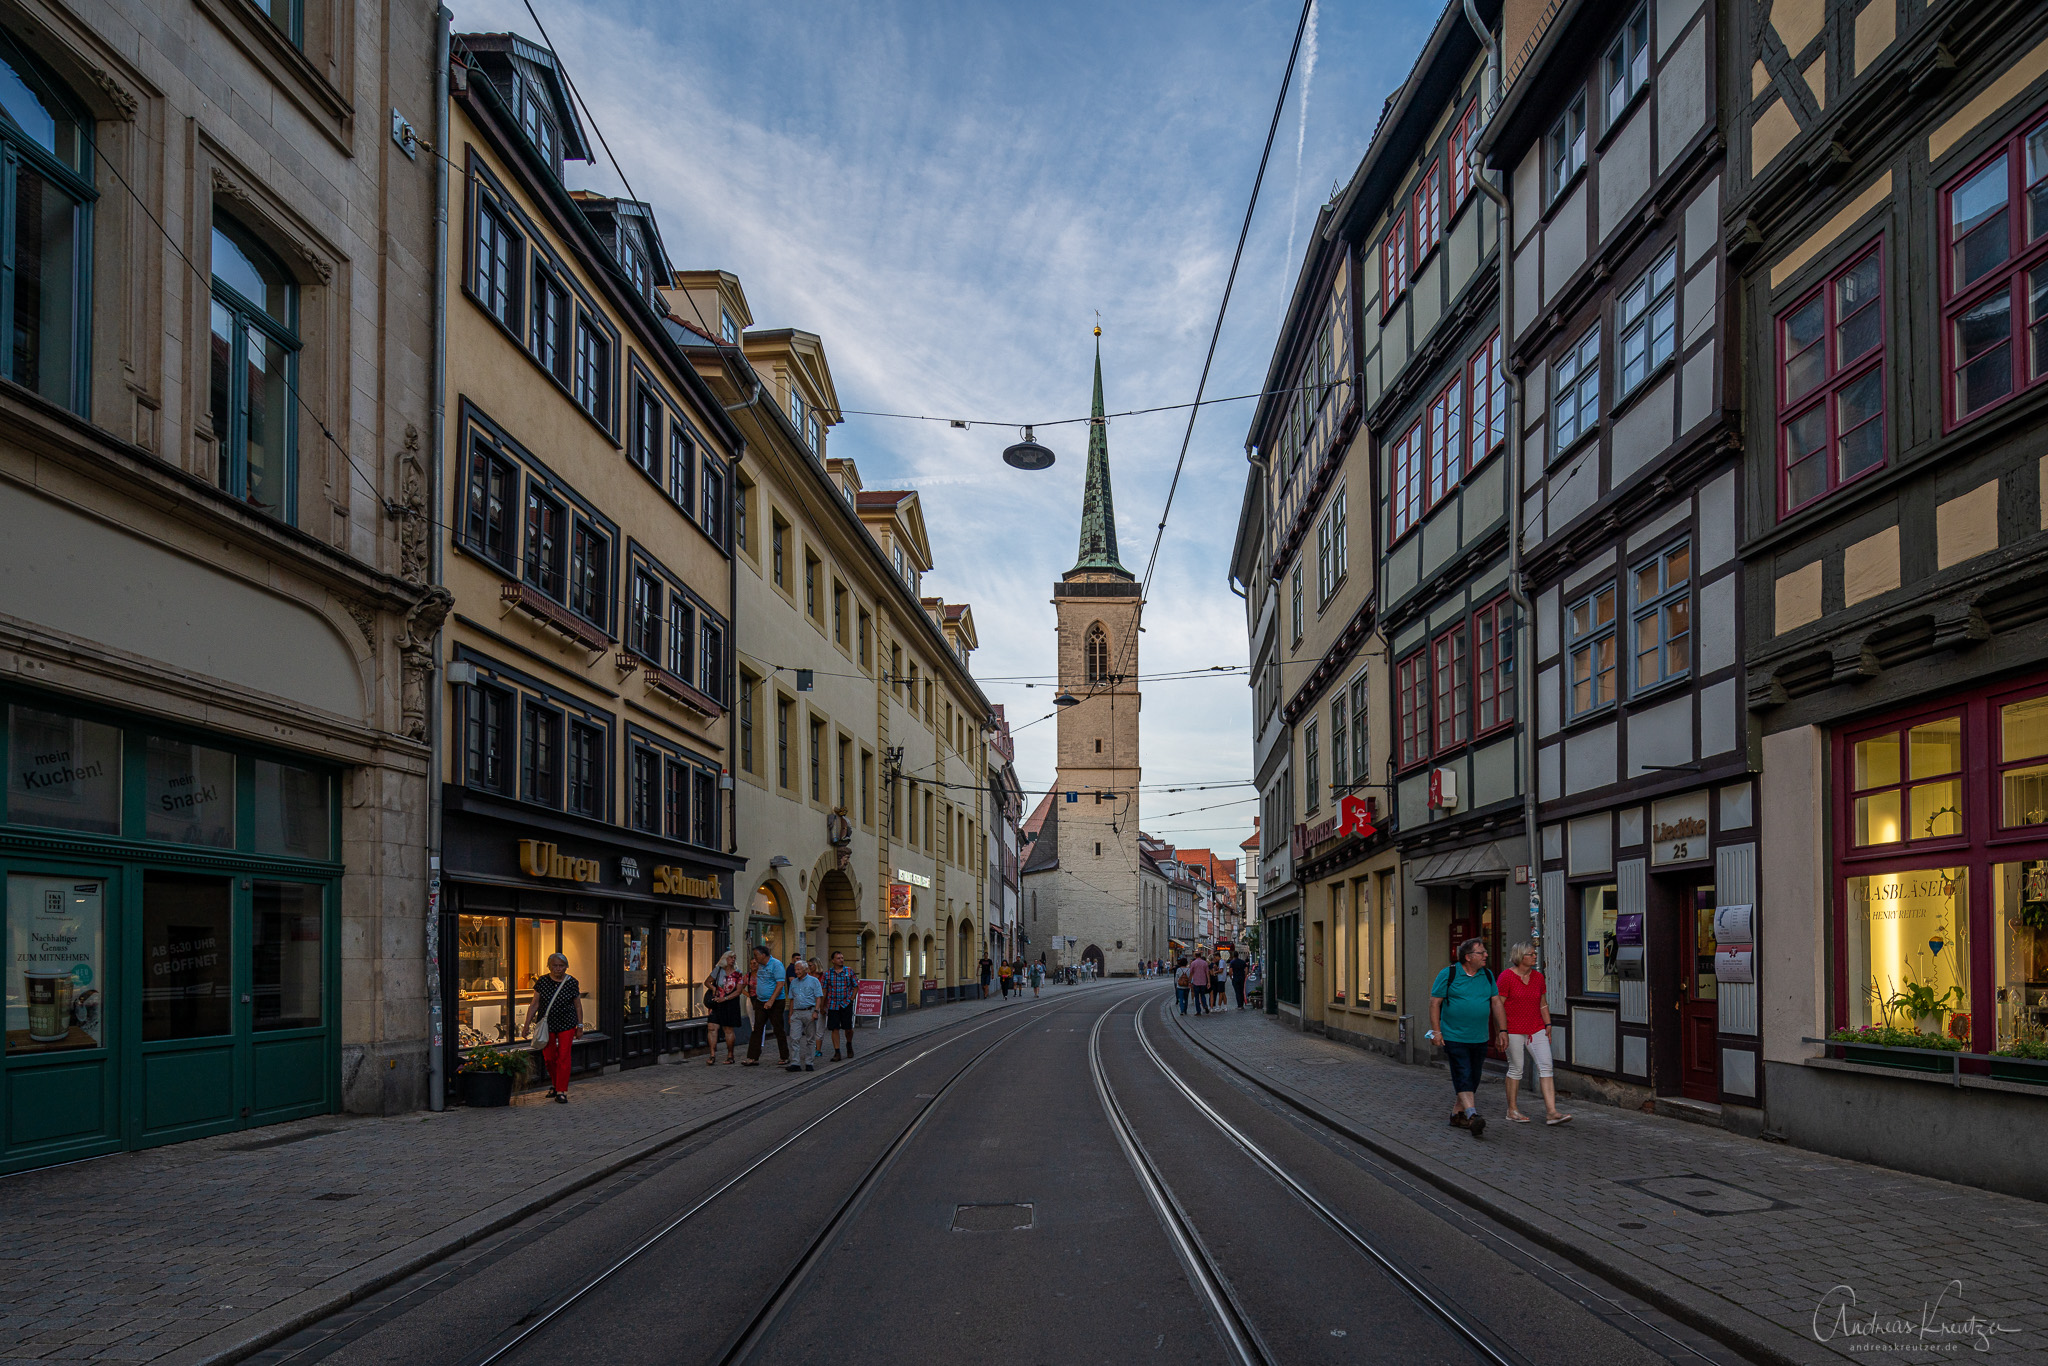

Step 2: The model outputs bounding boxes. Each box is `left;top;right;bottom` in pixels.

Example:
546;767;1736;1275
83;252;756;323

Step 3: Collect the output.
1500;943;1571;1125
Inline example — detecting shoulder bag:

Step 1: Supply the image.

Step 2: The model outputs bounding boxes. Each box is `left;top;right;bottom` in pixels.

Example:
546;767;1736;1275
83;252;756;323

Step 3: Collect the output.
532;976;569;1049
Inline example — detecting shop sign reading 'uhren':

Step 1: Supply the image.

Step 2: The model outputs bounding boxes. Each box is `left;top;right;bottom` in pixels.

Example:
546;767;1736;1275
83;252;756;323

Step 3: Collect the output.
516;839;721;900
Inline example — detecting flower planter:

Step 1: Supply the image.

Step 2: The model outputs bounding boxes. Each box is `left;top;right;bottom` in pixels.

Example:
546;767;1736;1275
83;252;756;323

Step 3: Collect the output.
461;1070;516;1107
1989;1057;2048;1086
1842;1046;1953;1073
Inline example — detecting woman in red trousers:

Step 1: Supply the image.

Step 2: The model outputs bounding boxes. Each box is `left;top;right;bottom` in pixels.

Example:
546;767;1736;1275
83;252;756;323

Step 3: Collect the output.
525;953;584;1103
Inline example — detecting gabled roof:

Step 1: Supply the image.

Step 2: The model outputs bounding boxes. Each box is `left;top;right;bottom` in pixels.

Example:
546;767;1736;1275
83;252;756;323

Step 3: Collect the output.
1021;792;1060;874
855;490;933;571
744;328;841;422
569;193;676;293
456;32;593;163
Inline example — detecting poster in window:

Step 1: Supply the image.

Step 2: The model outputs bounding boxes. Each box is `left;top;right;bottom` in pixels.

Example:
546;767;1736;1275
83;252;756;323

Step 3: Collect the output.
6;875;105;1052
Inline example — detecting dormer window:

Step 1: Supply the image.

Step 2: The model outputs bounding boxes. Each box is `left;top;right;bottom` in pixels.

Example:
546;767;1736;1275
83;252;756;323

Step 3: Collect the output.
789;386;808;439
624;240;650;299
808;412;822;454
517;78;560;171
720;310;739;344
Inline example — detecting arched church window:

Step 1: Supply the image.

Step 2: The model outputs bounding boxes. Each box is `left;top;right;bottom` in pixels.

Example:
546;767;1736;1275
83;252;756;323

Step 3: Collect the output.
1084;623;1110;684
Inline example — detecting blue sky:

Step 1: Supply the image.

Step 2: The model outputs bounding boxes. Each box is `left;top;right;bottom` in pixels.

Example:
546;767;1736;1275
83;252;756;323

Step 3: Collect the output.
451;0;1431;849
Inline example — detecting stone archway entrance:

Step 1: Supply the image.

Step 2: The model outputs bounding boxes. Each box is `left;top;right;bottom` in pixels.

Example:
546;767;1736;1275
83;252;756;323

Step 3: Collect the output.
817;870;860;975
956;918;974;999
1083;943;1105;977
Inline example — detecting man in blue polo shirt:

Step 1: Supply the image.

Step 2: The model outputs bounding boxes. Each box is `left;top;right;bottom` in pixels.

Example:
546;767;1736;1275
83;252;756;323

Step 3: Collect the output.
744;944;789;1067
784;957;824;1073
1429;938;1507;1139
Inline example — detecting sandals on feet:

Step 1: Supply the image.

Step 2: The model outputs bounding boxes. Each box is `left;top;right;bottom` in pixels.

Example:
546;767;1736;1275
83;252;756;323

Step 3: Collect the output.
1546;1113;1574;1125
1507;1111;1532;1123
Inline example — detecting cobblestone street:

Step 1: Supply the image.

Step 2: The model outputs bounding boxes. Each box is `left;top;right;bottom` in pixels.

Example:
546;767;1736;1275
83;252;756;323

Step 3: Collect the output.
1174;1004;2045;1364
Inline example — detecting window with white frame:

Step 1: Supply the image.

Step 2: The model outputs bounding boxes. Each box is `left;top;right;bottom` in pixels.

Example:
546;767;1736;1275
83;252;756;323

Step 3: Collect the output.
1617;248;1678;397
1389;419;1424;539
1547;92;1587;202
1448;102;1476;210
1426;377;1464;507
1553;324;1601;453
1467;331;1506;456
1412;161;1442;260
1316;489;1346;604
1629;541;1691;690
1567;584;1619;717
1603;5;1650;127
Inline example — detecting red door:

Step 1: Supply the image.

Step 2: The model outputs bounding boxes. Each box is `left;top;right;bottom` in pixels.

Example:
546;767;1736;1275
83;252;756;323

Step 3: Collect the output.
1679;882;1720;1101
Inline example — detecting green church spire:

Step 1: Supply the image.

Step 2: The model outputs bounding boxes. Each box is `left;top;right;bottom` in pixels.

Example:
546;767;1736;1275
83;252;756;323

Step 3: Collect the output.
1070;331;1132;578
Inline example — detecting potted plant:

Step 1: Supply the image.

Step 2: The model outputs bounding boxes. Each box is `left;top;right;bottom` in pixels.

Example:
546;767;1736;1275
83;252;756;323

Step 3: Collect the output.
1991;1024;2048;1086
459;1045;532;1107
1885;980;1963;1036
1827;1023;1965;1072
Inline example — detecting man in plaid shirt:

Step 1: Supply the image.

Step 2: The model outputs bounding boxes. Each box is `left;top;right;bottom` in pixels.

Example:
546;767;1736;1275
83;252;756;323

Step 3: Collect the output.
822;950;860;1061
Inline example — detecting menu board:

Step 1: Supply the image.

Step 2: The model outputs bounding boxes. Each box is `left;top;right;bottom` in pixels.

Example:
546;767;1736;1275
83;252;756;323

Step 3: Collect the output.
6;875;104;1052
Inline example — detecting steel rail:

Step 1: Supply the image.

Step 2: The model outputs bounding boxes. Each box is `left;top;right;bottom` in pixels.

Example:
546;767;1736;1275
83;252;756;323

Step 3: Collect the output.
468;988;1086;1366
1133;997;1523;1366
1089;999;1274;1366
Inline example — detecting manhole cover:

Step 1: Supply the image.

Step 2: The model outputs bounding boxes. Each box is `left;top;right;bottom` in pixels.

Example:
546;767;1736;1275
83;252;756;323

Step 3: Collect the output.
1620;1174;1791;1216
952;1203;1034;1232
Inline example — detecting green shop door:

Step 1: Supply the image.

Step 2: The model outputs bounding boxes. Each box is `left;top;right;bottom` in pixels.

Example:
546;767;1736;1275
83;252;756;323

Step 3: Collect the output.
5;865;123;1170
133;872;332;1148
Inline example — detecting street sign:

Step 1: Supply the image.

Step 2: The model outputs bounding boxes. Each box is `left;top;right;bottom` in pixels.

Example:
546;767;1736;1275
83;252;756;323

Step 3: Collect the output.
854;978;886;1029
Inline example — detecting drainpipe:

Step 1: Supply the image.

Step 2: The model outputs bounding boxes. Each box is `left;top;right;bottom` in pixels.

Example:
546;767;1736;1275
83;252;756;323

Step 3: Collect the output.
1461;0;1541;948
426;7;453;1113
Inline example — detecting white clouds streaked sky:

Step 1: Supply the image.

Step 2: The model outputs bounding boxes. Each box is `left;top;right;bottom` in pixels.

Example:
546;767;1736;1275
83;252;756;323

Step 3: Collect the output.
451;0;1430;848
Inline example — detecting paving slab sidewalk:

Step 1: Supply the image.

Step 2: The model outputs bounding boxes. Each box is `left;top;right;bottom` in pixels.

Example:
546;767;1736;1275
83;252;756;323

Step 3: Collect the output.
0;984;1090;1366
1172;1003;2045;1365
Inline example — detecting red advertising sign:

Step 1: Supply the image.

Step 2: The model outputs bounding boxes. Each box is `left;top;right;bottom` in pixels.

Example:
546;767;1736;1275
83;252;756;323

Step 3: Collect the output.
887;882;912;918
853;979;886;1018
1338;794;1377;840
921;977;938;993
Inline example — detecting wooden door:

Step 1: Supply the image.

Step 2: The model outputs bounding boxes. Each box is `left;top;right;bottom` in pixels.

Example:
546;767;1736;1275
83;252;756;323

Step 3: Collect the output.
1679;882;1720;1101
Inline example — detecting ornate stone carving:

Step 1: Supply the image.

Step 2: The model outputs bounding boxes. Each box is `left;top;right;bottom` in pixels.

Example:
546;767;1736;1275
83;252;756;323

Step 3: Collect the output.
397;587;454;743
345;600;376;647
395;424;429;585
209;166;252;205
291;241;334;284
87;67;137;120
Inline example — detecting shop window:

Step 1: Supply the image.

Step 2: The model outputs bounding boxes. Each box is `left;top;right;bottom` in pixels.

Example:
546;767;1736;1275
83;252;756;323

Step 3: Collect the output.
1999;693;2048;828
5;872;104;1052
630;383;662;480
463;439;515;569
144;736;235;847
700;458;724;542
628;568;660;661
1629;541;1691;690
1566;585;1618;718
1331;884;1347;1004
569;522;610;625
1617;247;1678;398
1412;161;1442;261
664;926;714;1021
523;486;566;599
1546;91;1587;203
1448;102;1476;209
1846;868;1969;1032
7;704;121;834
1939;111;2048;427
520;700;561;808
474;199;522;332
530;265;568;382
1389;420;1424;540
464;684;514;796
1303;721;1320;815
0;45;90;416
512;917;599;1042
253;759;329;861
1330;692;1349;791
1849;716;1963;847
1467;331;1506;459
1427;378;1463;509
1779;242;1884;512
252;881;322;1031
1580;883;1620;994
456;914;514;1048
567;721;603;819
211;214;300;524
573;314;611;424
1552;324;1601;455
1433;625;1470;752
1396;650;1429;768
141;872;234;1040
1474;596;1515;734
1993;861;2048;1051
1603;4;1649;127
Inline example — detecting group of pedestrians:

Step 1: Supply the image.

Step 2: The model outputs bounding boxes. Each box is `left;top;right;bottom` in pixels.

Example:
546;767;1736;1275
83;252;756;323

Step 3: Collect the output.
699;943;863;1071
1427;938;1570;1138
978;954;1046;999
1173;951;1248;1014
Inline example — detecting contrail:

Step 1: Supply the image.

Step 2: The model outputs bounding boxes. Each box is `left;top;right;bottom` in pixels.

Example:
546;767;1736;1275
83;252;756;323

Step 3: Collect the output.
1279;0;1320;316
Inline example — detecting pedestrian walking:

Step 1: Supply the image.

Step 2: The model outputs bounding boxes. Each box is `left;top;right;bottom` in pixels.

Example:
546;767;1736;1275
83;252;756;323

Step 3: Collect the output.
784;958;823;1072
1500;943;1572;1125
823;950;858;1060
1428;938;1506;1138
979;953;993;998
998;959;1014;997
1230;953;1249;1010
743;943;789;1067
703;950;743;1064
1029;960;1044;998
524;953;583;1103
1174;957;1190;1014
1187;953;1210;1015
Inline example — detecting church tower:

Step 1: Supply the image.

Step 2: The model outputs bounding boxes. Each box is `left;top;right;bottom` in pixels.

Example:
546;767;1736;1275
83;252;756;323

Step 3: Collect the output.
1048;332;1144;976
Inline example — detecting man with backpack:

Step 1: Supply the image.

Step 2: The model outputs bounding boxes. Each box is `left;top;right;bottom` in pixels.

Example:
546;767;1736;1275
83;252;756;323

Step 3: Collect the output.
1428;938;1507;1139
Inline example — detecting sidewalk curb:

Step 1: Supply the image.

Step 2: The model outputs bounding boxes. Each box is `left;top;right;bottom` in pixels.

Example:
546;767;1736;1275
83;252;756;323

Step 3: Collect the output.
158;990;1083;1366
1167;1007;1842;1366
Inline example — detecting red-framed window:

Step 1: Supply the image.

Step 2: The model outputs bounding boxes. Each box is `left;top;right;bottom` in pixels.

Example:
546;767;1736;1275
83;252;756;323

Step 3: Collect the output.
1939;108;2048;428
1426;377;1463;508
1413;161;1443;262
1448;103;1476;210
1389;419;1424;540
1473;596;1515;734
1467;331;1505;460
1381;212;1410;312
1778;240;1884;514
1432;624;1470;753
1396;650;1429;768
1828;675;2048;1053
